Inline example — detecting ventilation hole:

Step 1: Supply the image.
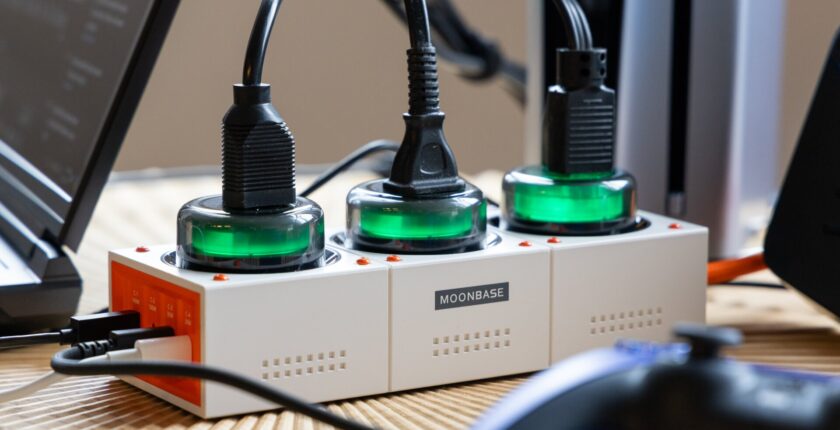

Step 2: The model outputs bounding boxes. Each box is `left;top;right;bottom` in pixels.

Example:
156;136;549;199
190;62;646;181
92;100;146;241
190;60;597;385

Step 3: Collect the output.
443;348;449;355
504;340;510;347
318;353;324;360
340;350;346;358
629;323;634;329
610;314;615;321
318;365;324;373
647;320;653;327
485;330;491;338
285;370;291;377
433;350;439;357
329;352;335;359
505;328;510;335
599;53;606;61
443;336;449;343
600;327;605;333
600;315;606;322
273;371;280;379
463;346;469;353
285;357;291;365
261;360;268;368
433;337;439;345
307;367;314;374
657;307;663;314
307;354;313;362
296;356;302;363
474;344;480;351
657;319;663;325
648;309;653;315
619;312;625;319
262;373;268;380
454;347;460;354
329;364;335;371
339;363;346;370
484;343;490;349
610;326;615;332
494;341;500;348
464;333;470;340
454;335;460;342
590;328;596;334
475;332;480;339
600;68;606;76
495;329;501;336
273;358;280;366
619;324;625;330
296;369;302;376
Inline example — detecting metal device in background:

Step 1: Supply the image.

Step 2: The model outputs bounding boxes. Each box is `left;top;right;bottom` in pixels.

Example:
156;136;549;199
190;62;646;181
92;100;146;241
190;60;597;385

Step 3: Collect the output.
0;0;178;332
527;0;785;258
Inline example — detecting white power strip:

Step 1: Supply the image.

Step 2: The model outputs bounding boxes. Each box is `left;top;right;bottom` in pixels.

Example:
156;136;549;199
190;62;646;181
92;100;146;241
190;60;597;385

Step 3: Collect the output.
108;210;706;418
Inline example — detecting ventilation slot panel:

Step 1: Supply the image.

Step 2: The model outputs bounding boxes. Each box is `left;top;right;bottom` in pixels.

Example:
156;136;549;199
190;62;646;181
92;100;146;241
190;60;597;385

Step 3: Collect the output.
589;307;664;335
432;328;511;357
260;349;348;380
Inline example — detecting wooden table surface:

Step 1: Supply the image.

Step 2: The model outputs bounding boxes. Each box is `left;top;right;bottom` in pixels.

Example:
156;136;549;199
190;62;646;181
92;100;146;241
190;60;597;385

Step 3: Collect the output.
1;171;839;429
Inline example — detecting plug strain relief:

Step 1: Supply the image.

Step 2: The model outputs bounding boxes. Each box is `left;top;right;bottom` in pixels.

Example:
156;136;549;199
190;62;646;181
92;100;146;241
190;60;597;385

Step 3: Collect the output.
75;340;115;359
407;46;441;115
555;48;607;90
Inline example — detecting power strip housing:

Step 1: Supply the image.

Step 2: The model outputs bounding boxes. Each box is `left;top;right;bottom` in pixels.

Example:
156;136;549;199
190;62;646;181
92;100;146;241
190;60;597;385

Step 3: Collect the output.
109;210;706;418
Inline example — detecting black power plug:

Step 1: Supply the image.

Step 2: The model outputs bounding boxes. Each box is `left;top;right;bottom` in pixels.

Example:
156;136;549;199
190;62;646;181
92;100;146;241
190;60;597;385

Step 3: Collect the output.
174;0;325;273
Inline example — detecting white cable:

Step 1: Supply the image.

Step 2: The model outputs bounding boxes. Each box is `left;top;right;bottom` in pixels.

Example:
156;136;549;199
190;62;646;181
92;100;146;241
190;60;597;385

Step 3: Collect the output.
0;355;108;403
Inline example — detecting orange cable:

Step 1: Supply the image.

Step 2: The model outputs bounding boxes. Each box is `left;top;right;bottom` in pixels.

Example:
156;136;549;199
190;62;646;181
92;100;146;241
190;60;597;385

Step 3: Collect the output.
707;253;767;285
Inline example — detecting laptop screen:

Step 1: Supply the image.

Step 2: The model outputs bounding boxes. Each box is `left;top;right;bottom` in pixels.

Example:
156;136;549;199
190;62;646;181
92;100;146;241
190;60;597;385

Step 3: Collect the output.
0;0;176;252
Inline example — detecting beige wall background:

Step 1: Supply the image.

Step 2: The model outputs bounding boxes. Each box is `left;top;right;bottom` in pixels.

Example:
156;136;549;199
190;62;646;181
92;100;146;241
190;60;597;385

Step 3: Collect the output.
779;0;840;180
117;0;840;181
115;0;526;174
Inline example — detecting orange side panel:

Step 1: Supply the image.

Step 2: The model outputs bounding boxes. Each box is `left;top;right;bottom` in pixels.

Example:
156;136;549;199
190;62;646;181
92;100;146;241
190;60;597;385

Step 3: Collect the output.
111;261;202;406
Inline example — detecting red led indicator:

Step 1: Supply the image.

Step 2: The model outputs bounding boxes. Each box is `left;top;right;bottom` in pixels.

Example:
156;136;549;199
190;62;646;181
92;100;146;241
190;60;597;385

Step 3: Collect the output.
386;255;402;262
212;274;229;281
356;257;371;266
547;237;561;244
518;241;532;247
668;223;682;230
135;246;150;253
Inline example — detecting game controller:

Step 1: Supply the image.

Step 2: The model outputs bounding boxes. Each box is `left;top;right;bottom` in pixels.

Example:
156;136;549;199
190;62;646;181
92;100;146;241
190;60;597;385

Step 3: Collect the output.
475;324;840;430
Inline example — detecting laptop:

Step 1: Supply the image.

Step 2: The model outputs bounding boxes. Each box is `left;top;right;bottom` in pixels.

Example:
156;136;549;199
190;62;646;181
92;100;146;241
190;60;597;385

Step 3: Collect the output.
0;0;178;333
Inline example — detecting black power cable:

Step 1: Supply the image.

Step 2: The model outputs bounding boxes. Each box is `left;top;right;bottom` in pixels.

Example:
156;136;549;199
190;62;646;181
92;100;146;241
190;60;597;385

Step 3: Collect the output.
243;0;281;85
51;347;376;430
553;0;581;50
300;140;399;198
380;0;526;104
0;332;60;349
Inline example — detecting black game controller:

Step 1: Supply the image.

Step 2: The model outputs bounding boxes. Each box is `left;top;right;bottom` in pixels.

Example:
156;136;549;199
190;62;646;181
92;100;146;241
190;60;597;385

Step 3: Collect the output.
474;324;840;429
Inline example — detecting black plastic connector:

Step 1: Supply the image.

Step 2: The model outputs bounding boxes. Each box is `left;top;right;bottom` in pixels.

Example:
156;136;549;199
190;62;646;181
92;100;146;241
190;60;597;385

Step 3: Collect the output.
109;326;175;350
383;37;465;197
72;326;176;359
222;84;296;211
542;48;616;174
58;310;140;345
